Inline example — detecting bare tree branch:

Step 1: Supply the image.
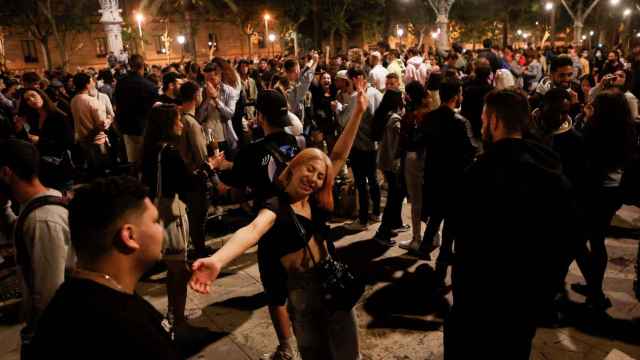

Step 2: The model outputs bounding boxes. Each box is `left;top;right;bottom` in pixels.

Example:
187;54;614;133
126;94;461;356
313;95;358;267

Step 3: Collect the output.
583;0;602;19
560;0;576;20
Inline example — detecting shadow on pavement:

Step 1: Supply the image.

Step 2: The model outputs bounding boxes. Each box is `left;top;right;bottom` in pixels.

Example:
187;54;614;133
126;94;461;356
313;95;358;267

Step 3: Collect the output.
201;291;266;335
363;263;449;331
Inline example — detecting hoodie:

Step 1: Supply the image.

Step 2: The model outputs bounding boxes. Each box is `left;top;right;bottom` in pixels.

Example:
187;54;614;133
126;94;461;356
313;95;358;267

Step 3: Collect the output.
404;56;430;86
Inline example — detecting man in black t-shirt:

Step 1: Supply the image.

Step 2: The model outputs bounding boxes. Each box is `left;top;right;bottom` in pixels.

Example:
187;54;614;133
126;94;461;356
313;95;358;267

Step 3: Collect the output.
33;176;182;359
217;89;301;360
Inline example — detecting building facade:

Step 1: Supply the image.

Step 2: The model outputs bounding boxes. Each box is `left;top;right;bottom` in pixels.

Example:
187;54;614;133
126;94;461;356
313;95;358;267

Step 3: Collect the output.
2;18;280;72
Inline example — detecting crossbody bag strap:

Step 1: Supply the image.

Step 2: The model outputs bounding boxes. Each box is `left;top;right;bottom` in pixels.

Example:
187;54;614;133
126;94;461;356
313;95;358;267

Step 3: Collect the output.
157;144;168;199
288;203;318;268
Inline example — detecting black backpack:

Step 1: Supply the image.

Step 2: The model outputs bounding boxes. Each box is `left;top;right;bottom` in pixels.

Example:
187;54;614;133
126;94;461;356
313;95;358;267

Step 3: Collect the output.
14;195;68;290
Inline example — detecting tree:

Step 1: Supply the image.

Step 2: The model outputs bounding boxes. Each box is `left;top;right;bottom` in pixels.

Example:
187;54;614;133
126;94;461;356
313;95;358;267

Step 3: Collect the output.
405;1;434;50
274;0;311;56
0;1;54;69
426;0;455;50
321;0;352;55
559;0;603;45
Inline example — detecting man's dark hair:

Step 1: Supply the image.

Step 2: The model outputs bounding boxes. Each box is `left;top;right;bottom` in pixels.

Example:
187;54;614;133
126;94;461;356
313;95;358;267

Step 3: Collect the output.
439;77;462;103
484;89;530;135
22;72;41;87
550;54;573;73
162;72;179;92
129;54;145;72
386;72;400;81
347;68;365;80
483;39;493;49
0;139;40;181
179;80;200;104
69;176;148;263
283;59;298;72
72;72;91;92
475;63;492;82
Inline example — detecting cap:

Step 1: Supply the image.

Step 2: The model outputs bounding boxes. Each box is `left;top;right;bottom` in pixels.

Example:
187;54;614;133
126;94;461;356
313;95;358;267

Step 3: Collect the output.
0;139;40;179
335;70;349;81
256;90;291;128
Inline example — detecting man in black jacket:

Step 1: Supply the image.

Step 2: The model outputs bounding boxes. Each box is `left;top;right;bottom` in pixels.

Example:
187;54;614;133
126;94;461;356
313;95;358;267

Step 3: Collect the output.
444;89;579;359
414;78;478;271
113;54;158;165
477;39;501;74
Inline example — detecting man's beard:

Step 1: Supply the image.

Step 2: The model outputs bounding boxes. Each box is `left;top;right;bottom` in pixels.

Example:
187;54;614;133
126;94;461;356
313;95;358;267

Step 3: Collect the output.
482;125;494;152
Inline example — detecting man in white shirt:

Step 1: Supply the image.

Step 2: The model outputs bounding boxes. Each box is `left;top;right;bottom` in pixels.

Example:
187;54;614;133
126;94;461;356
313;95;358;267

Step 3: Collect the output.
0;139;74;359
368;51;389;92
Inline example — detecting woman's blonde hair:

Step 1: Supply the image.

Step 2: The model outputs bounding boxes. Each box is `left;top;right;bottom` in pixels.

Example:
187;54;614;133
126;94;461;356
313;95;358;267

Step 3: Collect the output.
278;148;335;211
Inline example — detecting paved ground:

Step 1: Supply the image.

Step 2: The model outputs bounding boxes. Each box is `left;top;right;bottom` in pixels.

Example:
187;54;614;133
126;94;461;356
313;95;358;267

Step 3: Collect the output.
1;204;639;359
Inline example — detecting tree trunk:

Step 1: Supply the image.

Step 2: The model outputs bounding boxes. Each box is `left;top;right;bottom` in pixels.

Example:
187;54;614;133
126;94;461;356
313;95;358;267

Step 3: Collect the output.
340;32;348;53
312;0;320;48
184;6;197;61
38;37;52;70
436;14;450;50
550;6;557;47
361;22;367;49
329;29;336;54
502;17;509;49
382;0;392;46
247;34;253;57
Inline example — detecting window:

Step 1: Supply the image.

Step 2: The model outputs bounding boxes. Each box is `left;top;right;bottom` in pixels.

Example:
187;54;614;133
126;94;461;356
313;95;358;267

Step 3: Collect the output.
96;37;108;57
21;40;38;63
154;35;167;55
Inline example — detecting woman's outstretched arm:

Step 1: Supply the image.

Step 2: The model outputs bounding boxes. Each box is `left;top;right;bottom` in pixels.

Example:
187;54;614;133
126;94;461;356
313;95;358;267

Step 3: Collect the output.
190;208;276;294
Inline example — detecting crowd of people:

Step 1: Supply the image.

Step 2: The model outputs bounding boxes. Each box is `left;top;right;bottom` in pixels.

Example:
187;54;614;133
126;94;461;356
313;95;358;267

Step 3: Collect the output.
0;37;639;359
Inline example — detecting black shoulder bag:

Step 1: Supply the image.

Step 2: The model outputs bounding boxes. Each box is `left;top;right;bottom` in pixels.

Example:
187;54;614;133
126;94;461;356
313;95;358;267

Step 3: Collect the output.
288;205;364;313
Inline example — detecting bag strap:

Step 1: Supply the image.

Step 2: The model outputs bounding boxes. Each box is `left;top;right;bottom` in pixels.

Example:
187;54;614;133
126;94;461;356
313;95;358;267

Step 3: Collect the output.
287;203;318;267
157;144;168;199
14;195;68;290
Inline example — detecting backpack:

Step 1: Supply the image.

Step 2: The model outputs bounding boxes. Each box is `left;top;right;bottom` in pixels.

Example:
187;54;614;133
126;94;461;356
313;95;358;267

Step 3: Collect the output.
14;195;68;290
264;142;295;183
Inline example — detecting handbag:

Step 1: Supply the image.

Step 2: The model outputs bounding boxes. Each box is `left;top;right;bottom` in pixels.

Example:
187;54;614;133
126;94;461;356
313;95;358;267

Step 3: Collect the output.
155;144;189;256
289;205;364;313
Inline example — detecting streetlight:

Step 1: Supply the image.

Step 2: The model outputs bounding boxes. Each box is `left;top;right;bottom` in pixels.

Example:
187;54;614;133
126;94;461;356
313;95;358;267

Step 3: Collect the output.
582;35;587;40
177;35;186;45
545;2;554;11
268;33;276;56
590;30;595;36
624;8;632;17
397;27;404;37
264;13;271;45
135;13;144;37
134;12;145;54
610;0;620;6
517;29;523;36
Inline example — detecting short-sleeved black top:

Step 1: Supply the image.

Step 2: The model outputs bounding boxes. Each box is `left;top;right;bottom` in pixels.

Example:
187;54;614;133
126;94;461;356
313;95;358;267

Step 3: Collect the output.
257;190;334;305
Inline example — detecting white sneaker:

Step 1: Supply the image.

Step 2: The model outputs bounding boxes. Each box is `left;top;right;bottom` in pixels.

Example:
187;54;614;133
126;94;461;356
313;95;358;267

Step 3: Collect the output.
344;220;368;231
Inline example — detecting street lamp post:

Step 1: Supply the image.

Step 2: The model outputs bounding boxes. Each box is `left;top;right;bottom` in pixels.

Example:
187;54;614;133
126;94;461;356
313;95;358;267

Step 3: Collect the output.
135;12;145;55
177;35;186;59
264;13;270;52
268;33;276;57
396;26;404;49
545;2;556;47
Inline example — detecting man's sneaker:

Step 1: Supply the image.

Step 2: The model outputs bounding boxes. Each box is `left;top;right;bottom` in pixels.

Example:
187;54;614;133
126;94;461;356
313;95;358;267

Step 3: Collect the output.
374;233;396;247
392;224;411;233
369;214;382;223
344;220;368;231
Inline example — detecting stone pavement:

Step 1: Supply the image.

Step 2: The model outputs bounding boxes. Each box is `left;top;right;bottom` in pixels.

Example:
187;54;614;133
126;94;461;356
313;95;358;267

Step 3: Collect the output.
1;204;639;360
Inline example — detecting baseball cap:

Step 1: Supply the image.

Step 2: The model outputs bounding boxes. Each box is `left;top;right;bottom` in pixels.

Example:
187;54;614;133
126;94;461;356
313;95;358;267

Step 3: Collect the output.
256;90;291;128
335;70;349;81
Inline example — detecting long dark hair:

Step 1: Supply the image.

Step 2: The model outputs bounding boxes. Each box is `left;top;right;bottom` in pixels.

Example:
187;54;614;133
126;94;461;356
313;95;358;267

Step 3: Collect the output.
587;90;637;171
372;90;404;141
142;103;181;164
17;87;66;124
